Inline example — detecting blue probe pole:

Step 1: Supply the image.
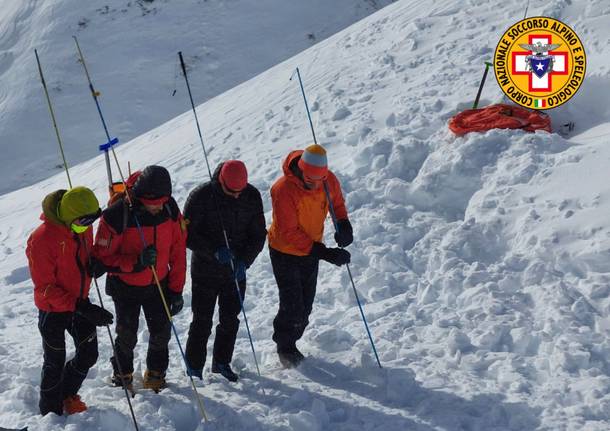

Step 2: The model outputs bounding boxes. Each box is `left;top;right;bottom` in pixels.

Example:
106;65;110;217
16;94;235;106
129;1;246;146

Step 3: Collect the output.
178;51;263;381
291;67;382;368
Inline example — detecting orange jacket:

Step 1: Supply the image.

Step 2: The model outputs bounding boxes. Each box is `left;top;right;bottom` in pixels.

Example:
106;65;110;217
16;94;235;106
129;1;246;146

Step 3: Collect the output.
268;150;348;256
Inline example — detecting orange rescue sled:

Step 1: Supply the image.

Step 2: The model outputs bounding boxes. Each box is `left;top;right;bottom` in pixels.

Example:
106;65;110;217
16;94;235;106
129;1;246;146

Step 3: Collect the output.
449;104;552;136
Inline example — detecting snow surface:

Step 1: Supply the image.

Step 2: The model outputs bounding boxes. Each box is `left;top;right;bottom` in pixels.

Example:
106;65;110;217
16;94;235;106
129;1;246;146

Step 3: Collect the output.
2;0;610;430
0;0;394;195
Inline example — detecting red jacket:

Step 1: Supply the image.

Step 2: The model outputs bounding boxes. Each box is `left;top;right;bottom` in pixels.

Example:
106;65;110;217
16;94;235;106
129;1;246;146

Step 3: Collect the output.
26;190;94;312
268;150;348;256
93;197;187;293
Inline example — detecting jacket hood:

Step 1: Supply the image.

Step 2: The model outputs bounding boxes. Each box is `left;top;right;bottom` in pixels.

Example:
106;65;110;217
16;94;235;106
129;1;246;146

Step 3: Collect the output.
42;190;68;226
212;163;223;183
282;150;304;178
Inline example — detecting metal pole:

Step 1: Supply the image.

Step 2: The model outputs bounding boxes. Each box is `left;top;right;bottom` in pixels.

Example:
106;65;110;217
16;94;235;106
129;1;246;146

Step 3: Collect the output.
292;67;382;368
34;49;72;188
108;148;209;423
72;36;114;189
75;47;209;422
35;61;139;424
178;51;263;381
290;67;318;145
83;242;140;431
323;183;382;369
473;61;492;109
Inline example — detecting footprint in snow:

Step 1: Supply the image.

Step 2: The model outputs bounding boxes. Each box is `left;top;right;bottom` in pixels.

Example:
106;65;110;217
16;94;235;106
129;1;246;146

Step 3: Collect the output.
332;107;351;121
4;266;30;285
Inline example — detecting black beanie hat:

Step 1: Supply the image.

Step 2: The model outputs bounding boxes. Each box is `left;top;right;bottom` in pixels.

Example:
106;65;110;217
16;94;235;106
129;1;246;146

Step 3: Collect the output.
133;165;172;198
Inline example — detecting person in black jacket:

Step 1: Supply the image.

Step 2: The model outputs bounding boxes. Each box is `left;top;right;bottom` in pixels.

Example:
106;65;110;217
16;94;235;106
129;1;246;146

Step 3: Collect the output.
184;160;267;382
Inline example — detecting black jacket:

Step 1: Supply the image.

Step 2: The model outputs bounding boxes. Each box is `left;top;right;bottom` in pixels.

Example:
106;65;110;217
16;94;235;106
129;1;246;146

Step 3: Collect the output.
183;164;267;280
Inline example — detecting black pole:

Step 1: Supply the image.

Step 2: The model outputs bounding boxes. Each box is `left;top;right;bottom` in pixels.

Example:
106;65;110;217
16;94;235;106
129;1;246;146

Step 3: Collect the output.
83;243;139;431
178;51;264;381
473;61;492;109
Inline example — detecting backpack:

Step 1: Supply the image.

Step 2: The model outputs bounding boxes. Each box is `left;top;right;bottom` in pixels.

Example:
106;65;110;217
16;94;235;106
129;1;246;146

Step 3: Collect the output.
107;171;141;207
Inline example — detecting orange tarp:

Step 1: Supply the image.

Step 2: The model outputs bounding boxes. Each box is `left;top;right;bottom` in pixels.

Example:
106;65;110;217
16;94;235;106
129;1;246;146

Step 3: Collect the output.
449;104;552;136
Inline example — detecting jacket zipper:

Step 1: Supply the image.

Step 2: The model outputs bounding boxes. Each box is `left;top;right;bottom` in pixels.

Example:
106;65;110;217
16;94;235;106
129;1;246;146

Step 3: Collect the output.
75;234;87;300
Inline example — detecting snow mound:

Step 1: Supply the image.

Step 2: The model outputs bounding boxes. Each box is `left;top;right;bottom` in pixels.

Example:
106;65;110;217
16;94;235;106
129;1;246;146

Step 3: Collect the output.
1;0;610;429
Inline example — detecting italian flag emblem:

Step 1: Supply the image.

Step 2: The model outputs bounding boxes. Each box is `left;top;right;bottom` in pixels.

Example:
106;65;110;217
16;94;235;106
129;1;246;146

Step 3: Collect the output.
534;99;546;108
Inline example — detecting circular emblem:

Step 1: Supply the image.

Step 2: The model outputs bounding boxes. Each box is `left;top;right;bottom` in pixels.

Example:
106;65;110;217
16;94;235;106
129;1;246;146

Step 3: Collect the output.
493;17;586;110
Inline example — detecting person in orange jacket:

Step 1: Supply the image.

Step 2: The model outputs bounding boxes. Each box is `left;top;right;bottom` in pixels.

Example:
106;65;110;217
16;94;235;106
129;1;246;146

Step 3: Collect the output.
26;187;112;416
93;165;187;392
268;144;353;367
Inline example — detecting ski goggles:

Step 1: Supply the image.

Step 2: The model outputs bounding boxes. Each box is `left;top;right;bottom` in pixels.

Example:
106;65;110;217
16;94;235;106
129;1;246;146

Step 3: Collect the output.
139;195;169;206
70;209;102;234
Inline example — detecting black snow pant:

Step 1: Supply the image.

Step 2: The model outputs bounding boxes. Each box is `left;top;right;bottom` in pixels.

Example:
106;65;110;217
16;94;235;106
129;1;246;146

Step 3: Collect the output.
185;275;246;371
107;276;172;376
38;310;98;416
270;247;319;352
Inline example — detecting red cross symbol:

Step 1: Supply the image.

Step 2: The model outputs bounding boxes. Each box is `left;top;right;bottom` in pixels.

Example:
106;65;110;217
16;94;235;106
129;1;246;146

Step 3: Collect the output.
511;34;568;92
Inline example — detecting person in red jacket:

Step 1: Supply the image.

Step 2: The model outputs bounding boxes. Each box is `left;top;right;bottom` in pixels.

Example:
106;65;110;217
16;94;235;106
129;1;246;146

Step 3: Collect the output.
26;186;112;416
94;165;187;392
268;144;352;367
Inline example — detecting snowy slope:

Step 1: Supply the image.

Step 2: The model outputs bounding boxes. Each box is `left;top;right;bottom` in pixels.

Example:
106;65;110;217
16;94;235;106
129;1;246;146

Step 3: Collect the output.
2;0;610;430
0;0;394;195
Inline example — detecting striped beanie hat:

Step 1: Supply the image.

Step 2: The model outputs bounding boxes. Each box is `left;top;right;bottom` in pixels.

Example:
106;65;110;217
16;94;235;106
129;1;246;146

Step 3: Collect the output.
298;144;328;179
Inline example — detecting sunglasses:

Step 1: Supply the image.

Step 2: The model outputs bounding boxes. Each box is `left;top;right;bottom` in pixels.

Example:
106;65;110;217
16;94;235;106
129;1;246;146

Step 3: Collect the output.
70;209;101;234
74;209;102;226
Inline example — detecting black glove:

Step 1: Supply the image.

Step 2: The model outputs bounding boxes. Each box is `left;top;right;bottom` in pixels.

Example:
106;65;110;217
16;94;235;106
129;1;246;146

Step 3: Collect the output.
139;245;157;266
133;245;157;272
167;291;184;316
75;298;114;326
334;219;353;248
87;257;107;278
310;242;351;266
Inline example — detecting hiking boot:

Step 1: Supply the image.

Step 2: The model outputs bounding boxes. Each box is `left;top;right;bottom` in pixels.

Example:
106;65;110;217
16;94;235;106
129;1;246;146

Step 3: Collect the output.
63;395;87;415
143;370;167;393
277;346;305;368
186;366;203;380
40;398;63;416
111;372;133;387
211;361;238;382
111;372;134;394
